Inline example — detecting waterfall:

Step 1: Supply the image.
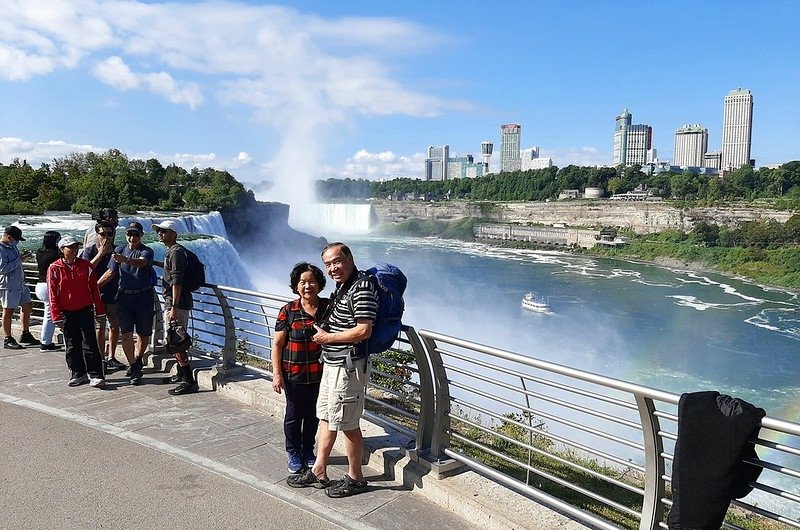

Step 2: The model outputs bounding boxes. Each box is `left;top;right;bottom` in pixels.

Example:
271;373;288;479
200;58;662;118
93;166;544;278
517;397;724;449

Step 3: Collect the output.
120;211;228;238
288;203;373;235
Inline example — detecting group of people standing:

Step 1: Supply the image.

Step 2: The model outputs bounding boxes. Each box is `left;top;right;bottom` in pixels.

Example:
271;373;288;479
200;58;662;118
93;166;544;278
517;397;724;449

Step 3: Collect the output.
3;216;378;498
0;214;198;395
273;242;378;498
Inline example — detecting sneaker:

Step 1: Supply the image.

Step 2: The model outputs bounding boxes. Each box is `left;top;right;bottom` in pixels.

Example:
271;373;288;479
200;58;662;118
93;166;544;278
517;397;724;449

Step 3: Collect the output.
167;381;198;396
303;450;316;468
325;474;368;498
105;358;126;371
124;365;133;377
4;336;23;350
18;331;40;346
129;366;143;386
39;343;62;351
68;374;89;387
286;468;330;489
89;377;107;389
287;452;304;474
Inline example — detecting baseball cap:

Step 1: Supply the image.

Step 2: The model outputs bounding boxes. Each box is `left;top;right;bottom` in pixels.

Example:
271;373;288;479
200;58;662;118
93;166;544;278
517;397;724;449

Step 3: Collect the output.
4;226;25;241
125;221;144;235
152;220;181;234
58;236;80;249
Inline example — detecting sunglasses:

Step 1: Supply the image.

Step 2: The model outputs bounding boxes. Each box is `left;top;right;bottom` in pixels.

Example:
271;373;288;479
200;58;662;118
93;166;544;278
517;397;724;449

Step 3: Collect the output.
100;231;113;236
126;232;142;237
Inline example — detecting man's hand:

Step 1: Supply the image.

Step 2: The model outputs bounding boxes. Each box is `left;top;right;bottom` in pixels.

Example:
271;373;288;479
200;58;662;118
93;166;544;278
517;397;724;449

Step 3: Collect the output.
166;307;177;322
112;253;126;264
20;249;32;260
312;325;332;345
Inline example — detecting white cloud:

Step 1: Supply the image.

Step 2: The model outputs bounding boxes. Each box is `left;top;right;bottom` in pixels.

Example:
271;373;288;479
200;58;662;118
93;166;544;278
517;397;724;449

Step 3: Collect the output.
325;149;425;180
0;137;99;165
93;56;203;108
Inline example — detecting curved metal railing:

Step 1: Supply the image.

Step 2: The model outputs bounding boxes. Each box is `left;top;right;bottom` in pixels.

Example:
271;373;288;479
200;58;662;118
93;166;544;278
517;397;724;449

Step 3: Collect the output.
20;263;800;529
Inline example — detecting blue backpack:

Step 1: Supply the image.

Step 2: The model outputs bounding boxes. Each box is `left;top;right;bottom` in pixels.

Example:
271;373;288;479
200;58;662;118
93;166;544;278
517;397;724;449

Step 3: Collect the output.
351;263;407;355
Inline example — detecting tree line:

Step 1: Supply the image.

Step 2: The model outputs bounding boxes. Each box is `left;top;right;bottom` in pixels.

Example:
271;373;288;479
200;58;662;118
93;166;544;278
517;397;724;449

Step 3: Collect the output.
0;149;255;214
316;162;800;206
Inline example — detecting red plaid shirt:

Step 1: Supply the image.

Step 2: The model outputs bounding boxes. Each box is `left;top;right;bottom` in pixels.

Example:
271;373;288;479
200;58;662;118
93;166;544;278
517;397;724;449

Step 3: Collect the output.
275;298;329;384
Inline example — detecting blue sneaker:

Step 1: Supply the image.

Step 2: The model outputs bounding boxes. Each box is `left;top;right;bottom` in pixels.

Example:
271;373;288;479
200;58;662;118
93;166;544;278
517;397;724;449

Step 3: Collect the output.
287;452;303;474
303;450;316;468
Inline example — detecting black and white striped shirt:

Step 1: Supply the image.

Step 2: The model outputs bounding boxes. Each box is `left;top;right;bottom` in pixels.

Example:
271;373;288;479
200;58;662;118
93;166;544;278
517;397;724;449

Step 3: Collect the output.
322;272;378;364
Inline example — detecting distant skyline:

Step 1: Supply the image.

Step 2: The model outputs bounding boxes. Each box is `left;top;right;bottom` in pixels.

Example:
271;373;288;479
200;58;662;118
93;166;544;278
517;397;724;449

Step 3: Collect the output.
1;0;798;205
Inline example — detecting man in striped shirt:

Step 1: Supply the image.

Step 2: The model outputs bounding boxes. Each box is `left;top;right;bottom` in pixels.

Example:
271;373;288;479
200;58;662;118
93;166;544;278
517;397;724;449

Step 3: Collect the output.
287;242;378;498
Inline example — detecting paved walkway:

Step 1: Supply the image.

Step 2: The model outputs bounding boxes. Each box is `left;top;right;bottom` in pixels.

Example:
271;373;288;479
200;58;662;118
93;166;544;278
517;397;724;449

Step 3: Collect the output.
0;324;588;529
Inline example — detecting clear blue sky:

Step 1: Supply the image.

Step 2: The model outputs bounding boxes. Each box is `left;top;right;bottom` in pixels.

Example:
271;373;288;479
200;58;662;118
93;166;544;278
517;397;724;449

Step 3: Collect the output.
1;0;798;203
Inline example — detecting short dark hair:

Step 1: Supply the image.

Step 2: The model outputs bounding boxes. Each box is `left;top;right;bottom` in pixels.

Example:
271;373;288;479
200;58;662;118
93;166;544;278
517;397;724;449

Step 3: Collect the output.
289;262;326;294
320;241;352;259
95;220;116;233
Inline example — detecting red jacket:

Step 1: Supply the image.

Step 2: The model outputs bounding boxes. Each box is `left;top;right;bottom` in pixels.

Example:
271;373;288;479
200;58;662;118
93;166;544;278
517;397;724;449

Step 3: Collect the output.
47;257;106;323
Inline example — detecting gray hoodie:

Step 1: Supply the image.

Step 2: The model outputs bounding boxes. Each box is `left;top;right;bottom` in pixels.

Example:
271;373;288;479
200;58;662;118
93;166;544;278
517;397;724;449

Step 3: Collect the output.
0;241;24;291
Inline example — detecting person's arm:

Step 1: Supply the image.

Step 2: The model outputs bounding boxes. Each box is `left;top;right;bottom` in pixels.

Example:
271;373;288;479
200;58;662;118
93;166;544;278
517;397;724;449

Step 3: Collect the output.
98;267;116;288
313;320;372;345
271;307;289;393
47;265;63;327
271;330;287;394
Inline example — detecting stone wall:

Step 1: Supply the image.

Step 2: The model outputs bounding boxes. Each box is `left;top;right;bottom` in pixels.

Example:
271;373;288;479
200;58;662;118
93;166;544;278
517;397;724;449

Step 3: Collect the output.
372;201;795;234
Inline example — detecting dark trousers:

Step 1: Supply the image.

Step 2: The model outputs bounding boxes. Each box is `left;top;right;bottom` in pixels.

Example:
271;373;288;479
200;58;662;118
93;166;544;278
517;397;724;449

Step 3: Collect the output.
64;306;104;379
283;378;320;454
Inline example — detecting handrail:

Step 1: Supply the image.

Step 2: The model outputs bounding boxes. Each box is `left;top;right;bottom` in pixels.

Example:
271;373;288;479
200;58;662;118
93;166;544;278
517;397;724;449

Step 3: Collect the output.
20;264;800;529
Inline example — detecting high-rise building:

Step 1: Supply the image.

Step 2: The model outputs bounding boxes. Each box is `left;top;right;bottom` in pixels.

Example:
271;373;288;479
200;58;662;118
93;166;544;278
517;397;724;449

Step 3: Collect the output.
425;145;449;181
703;151;722;170
613;109;652;167
521;147;553;170
613;109;631;166
674;124;709;167
721;88;754;170
500;124;521;172
481;141;493;175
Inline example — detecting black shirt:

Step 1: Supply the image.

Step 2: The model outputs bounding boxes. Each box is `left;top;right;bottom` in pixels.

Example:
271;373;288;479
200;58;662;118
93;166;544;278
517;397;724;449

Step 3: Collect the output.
36;248;60;282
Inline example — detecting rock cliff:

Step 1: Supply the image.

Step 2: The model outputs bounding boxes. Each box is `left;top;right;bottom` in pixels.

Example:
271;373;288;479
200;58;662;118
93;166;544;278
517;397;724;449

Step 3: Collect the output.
372;201;794;234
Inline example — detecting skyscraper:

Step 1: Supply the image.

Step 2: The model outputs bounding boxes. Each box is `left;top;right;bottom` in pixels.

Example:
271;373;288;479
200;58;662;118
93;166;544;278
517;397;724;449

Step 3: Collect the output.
721;88;754;170
500;124;521;172
425;145;449;181
613;109;631;166
613;109;652;167
674;125;709;167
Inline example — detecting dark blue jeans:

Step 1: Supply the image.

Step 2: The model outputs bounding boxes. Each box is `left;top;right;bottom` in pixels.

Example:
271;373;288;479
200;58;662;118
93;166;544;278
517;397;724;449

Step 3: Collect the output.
64;306;104;379
282;378;320;455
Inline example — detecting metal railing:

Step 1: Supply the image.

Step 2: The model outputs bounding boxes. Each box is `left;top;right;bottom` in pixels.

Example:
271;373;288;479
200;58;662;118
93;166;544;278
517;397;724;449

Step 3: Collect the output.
21;264;800;529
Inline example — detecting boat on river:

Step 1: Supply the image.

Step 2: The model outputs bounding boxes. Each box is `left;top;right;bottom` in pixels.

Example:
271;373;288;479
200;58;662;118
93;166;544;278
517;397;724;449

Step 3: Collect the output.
522;292;551;313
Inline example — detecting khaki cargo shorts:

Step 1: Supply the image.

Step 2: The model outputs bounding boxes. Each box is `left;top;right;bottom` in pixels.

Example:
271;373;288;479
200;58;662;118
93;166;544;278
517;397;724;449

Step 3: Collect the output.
316;355;369;431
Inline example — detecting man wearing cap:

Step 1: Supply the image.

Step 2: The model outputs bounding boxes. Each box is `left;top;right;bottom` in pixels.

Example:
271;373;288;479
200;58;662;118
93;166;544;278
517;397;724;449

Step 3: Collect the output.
99;221;155;385
47;236;107;388
154;220;198;395
84;220;123;371
1;226;40;349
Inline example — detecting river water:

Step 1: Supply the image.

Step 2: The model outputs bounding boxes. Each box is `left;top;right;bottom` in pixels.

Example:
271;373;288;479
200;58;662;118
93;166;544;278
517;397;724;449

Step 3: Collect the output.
343;235;800;423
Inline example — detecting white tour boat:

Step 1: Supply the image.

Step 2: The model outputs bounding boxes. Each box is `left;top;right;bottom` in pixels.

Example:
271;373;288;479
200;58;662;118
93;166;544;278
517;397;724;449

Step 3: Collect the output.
521;292;551;313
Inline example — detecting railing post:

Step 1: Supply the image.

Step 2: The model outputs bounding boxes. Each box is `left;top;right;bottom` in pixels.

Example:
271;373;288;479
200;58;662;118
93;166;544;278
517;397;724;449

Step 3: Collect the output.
417;331;462;476
400;325;435;458
210;285;242;380
635;394;667;530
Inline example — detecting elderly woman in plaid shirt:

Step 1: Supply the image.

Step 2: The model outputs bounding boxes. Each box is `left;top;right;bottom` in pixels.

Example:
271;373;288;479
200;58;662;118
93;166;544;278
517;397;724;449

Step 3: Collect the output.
272;262;329;474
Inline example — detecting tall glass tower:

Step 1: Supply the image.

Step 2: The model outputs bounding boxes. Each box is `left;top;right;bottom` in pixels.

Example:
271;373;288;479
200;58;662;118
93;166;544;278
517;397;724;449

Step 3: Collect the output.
500;124;521;172
721;88;754;170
